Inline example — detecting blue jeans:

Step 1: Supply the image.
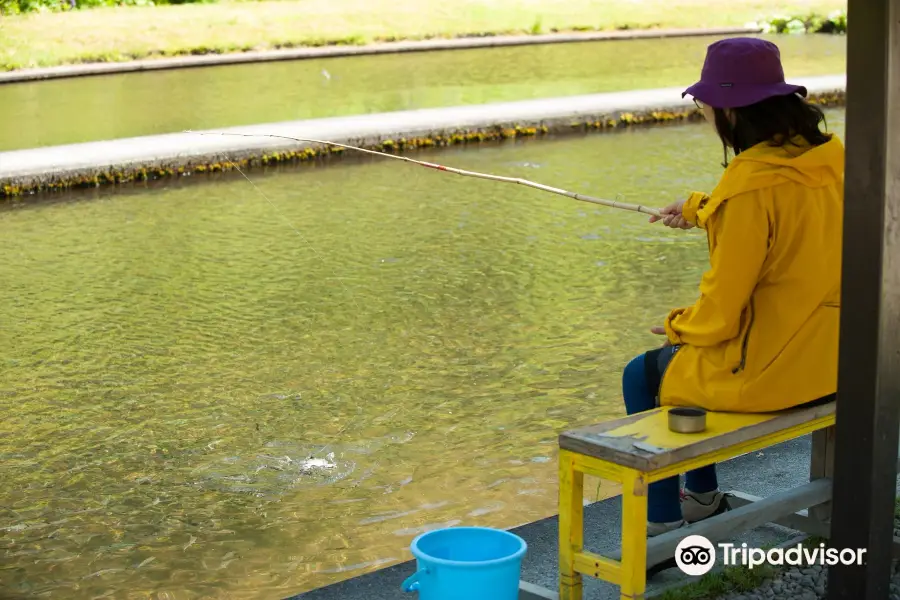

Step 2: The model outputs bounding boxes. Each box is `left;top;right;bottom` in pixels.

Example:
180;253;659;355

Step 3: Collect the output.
622;348;718;523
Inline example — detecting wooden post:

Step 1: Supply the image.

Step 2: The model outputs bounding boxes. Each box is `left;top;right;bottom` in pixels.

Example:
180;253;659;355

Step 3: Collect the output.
827;0;900;598
808;427;835;523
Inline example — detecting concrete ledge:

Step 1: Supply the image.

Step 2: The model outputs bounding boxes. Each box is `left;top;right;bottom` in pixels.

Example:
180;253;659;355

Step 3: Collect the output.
519;581;559;599
0;74;846;199
727;491;832;538
0;27;760;84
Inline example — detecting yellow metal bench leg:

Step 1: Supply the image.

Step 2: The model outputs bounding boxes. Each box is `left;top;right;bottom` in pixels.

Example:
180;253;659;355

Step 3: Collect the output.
619;470;648;600
559;449;584;600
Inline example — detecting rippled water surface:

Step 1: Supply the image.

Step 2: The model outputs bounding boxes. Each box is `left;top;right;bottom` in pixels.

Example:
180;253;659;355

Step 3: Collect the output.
0;111;845;599
0;33;846;151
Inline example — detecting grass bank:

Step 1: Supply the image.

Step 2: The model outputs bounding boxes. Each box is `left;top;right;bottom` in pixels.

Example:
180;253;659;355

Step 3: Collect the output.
1;0;846;71
656;561;778;600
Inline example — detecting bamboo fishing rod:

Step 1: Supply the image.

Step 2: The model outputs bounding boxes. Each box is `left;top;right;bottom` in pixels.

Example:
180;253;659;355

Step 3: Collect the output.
185;130;663;219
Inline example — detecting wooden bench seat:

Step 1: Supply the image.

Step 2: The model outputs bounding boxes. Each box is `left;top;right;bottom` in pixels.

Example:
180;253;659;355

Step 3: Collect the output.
557;402;837;600
560;402;836;473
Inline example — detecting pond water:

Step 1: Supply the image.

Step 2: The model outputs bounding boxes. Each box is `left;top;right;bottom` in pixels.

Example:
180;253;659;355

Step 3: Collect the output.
0;34;846;151
0;111;845;599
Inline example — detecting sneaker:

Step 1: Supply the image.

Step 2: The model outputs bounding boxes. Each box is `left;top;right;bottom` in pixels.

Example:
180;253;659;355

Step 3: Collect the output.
681;489;731;523
645;522;683;577
647;557;678;577
647;519;685;537
645;493;729;578
647;519;688;579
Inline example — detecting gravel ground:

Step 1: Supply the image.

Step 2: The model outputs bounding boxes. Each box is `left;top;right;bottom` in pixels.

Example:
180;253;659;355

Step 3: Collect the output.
715;562;900;600
714;516;900;600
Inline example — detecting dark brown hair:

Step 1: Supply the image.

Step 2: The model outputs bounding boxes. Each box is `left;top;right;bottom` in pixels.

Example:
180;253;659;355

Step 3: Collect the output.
713;93;832;167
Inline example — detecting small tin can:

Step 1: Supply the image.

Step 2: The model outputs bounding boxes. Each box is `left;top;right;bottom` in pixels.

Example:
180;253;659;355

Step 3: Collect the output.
668;407;707;433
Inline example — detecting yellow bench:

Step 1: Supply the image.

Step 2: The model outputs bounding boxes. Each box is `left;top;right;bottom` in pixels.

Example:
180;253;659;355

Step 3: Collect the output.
557;402;837;600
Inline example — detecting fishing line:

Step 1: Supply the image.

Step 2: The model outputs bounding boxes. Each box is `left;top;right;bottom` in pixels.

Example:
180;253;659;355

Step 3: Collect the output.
211;155;403;462
222;157;362;312
222;158;370;462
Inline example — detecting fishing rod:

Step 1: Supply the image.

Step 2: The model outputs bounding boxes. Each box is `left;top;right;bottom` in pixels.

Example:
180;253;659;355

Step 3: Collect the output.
184;130;663;219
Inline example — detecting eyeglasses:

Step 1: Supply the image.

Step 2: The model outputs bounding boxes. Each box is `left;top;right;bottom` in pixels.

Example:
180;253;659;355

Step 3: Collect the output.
693;98;705;109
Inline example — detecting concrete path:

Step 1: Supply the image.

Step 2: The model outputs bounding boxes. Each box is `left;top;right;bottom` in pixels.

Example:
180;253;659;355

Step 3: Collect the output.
0;75;845;197
0;27;759;84
287;436;840;600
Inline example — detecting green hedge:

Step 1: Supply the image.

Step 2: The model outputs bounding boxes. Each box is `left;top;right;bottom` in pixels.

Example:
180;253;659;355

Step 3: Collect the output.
0;0;209;15
748;10;847;34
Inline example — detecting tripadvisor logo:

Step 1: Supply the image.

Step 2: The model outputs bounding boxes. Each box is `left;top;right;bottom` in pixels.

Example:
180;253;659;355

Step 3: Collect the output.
675;535;867;577
721;541;867;569
675;535;716;576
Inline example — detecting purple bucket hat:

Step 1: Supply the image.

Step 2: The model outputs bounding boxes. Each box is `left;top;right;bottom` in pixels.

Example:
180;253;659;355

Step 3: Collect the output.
683;37;807;108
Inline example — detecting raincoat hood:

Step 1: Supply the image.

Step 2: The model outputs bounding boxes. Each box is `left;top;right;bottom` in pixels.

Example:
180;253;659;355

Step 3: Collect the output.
690;134;844;228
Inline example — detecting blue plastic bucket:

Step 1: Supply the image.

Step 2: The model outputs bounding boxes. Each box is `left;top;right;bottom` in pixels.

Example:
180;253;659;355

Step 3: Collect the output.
400;527;527;600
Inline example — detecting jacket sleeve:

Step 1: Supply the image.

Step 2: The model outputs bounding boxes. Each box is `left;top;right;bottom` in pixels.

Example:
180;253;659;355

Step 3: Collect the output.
681;192;709;226
664;194;768;347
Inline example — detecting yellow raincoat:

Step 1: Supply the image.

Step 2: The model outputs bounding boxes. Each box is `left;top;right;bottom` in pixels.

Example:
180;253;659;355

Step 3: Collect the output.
659;134;844;412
